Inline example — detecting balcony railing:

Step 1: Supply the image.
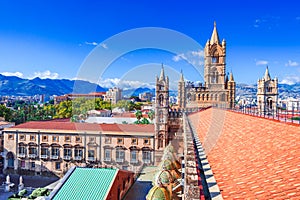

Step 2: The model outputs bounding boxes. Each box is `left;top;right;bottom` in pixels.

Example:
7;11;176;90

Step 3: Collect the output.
116;158;124;163
50;155;59;160
130;159;138;164
74;156;82;161
28;154;37;159
40;155;49;159
63;156;72;160
18;153;26;158
87;157;95;161
143;159;151;164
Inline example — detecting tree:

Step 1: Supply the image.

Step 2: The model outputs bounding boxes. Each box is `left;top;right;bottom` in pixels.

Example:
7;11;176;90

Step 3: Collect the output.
135;110;143;121
147;110;155;122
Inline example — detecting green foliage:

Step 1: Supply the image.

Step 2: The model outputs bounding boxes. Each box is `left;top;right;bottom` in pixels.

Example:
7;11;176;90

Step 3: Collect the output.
135;110;143;121
147;110;155;121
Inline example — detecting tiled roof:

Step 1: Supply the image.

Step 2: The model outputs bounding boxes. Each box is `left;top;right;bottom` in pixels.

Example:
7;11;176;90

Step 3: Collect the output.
189;108;300;199
10;121;154;133
52;168;117;200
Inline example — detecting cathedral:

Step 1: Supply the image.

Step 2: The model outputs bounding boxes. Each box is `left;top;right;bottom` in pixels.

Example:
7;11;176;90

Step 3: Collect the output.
178;22;236;109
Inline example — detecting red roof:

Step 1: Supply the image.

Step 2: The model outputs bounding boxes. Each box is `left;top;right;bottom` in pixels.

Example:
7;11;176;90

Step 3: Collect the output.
189;108;300;199
12;121;154;133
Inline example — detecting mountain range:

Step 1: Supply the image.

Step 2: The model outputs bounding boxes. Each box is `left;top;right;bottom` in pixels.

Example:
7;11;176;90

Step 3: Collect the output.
0;74;299;100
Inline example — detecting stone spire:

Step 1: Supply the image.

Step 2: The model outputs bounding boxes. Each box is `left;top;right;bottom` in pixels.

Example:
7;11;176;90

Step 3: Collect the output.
229;72;234;81
264;66;271;81
159;64;165;81
179;70;184;82
210;21;220;44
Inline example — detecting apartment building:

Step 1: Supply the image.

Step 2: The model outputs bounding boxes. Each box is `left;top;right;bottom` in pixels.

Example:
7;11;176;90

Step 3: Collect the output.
2;121;154;176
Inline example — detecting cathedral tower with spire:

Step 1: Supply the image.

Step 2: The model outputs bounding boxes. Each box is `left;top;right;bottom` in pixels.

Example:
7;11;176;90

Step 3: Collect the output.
179;22;236;109
257;66;278;115
155;65;169;149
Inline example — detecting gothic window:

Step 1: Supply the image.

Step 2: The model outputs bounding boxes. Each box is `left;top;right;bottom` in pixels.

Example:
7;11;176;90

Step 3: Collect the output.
220;93;225;101
159;111;164;123
202;94;205;101
158;134;164;149
198;94;201;101
206;94;209;101
187;93;191;102
159;94;164;106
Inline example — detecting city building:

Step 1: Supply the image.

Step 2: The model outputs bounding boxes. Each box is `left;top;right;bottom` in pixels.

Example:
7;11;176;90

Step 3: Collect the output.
139;92;154;102
177;22;236;109
2;121;154;176
54;92;106;104
257;66;278;115
103;87;122;104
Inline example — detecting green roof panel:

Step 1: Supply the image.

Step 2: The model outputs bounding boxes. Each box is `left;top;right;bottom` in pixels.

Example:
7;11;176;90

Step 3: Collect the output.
52;168;117;200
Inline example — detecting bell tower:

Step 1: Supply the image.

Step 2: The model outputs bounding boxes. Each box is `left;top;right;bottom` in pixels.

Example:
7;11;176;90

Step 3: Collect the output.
204;21;226;90
155;65;169;150
257;66;278;115
177;70;186;109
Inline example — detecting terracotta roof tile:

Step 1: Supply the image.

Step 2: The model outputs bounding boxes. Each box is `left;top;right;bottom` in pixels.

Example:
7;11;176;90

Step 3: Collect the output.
189;108;300;199
10;121;154;133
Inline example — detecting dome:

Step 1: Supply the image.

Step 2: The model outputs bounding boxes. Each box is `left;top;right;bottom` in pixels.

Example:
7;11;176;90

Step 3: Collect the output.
156;170;174;185
160;159;174;170
146;185;170;200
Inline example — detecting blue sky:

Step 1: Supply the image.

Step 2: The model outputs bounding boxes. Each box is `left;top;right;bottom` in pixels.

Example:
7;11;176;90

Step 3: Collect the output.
0;0;300;89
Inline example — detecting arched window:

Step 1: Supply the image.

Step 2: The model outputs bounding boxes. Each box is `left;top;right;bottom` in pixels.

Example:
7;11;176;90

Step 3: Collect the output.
206;94;209;101
159;94;164;106
158;133;164;149
198;94;201;101
6;152;14;168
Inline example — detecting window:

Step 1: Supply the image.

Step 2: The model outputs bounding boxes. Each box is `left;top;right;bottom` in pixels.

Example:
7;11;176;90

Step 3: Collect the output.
30;135;35;141
18;146;26;157
143;138;150;145
142;151;151;163
19;134;25;141
75;136;82;143
88;150;95;161
31;162;35;168
130;151;138;164
8;134;14;140
41;147;49;158
105;137;111;144
131;138;138;145
116;148;125;163
117;138;123;144
89;137;95;142
65;136;71;142
64;149;72;157
28;147;37;155
51;148;60;158
74;149;83;160
55;162;61;170
52;136;59;142
42;135;48;142
104;149;111;161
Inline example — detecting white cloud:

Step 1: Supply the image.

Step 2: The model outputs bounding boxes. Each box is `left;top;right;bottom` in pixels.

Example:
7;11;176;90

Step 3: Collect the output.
100;43;108;49
285;60;299;67
256;60;268;65
172;53;186;62
280;76;300;85
97;78;154;90
172;50;204;68
30;70;59;79
85;41;98;46
1;71;24;78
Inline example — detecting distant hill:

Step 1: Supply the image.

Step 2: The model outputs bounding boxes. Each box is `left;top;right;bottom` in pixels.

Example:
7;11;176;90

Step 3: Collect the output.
0;74;298;101
236;83;300;100
0;74;107;98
